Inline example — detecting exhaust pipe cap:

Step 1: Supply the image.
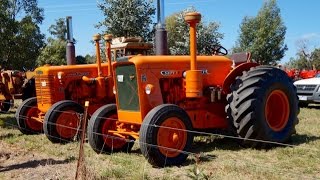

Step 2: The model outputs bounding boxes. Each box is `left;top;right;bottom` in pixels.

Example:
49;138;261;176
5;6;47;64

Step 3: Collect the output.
93;34;101;41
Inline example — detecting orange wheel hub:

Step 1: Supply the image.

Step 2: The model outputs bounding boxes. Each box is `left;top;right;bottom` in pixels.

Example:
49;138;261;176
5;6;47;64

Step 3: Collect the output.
265;90;290;131
157;117;187;157
101;114;127;149
56;110;80;138
25;107;42;131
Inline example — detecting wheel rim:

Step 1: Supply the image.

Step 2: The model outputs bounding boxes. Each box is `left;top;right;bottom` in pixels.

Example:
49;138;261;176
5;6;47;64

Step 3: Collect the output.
55;110;80;139
101;113;127;149
157;117;187;158
25;107;42;131
265;90;290;132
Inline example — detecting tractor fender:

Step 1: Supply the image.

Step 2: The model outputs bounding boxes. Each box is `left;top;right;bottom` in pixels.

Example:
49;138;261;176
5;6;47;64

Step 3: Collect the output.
222;62;259;94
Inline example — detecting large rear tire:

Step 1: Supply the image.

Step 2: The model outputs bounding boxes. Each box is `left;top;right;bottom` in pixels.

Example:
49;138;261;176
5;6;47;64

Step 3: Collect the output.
43;100;84;143
88;104;134;154
15;97;42;134
139;104;193;167
226;66;299;148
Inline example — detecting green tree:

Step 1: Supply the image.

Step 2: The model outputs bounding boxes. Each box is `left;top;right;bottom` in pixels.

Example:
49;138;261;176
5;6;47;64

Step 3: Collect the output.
233;0;287;65
36;18;68;66
97;0;155;41
0;0;45;70
36;38;66;66
48;18;67;40
286;40;320;70
166;7;223;55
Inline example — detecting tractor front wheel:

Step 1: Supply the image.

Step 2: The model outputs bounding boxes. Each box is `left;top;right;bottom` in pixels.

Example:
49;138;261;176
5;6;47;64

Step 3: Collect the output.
15;97;42;134
43;100;84;143
88;104;134;153
0;100;11;112
139;104;193;167
226;66;299;148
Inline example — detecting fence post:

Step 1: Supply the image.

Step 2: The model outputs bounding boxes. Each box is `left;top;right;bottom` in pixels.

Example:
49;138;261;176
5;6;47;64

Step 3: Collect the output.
75;101;89;180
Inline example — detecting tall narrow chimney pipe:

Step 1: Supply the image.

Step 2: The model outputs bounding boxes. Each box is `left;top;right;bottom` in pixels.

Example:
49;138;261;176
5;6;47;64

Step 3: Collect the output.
66;16;76;65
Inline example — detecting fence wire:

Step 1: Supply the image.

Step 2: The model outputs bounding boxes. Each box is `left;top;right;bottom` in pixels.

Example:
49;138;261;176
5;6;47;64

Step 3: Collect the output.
1;102;320;179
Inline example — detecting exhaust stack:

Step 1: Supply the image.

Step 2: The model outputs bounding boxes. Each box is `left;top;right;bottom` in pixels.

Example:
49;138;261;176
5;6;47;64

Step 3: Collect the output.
66;16;76;65
155;0;168;55
184;12;202;98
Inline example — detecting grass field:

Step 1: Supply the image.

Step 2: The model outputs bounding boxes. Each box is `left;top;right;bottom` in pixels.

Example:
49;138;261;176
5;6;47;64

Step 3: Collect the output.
0;104;319;179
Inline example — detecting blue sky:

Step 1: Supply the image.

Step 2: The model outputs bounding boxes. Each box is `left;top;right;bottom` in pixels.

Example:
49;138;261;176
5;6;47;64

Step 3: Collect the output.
38;0;320;63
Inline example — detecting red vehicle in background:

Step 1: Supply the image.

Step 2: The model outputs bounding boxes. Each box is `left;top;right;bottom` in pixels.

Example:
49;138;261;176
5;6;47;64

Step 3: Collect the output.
285;67;320;81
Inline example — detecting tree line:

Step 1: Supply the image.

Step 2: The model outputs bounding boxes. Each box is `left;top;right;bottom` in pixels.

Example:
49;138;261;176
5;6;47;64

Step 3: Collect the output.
1;0;316;70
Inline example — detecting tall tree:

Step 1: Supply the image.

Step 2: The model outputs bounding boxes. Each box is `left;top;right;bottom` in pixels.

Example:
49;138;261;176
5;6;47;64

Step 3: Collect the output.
36;18;68;66
97;0;155;41
166;7;223;55
286;40;320;69
233;0;287;65
0;0;45;70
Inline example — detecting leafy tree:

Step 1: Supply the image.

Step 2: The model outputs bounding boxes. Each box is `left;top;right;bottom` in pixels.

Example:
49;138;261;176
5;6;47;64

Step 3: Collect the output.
36;38;66;66
286;40;320;69
166;7;223;55
48;18;67;40
97;0;155;41
233;0;287;65
0;0;45;70
36;18;68;66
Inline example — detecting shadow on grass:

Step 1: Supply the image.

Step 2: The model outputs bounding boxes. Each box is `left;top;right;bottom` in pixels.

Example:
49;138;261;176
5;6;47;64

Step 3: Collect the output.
0;133;24;140
290;133;320;145
0;116;18;129
0;158;73;173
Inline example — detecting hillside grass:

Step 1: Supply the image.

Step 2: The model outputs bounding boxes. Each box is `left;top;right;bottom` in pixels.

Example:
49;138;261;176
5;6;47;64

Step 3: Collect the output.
0;104;319;179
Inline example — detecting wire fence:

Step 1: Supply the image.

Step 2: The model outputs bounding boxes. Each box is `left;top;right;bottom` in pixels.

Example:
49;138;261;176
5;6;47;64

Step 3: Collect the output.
1;101;320;179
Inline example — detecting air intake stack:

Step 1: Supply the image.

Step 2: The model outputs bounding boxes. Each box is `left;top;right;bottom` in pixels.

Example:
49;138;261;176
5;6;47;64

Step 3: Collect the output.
184;12;202;98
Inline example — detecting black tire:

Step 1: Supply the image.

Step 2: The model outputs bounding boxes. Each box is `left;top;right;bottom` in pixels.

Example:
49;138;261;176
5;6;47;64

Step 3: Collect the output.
226;66;299;148
0;100;11;112
15;97;42;134
139;104;193;167
88;104;134;154
43;100;84;143
22;78;36;101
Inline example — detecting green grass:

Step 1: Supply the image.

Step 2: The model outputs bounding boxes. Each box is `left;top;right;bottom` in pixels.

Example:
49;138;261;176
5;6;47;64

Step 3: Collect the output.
0;105;320;179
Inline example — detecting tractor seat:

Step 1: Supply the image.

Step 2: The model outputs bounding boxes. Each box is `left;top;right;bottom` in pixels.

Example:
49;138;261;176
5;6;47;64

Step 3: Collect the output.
230;52;252;67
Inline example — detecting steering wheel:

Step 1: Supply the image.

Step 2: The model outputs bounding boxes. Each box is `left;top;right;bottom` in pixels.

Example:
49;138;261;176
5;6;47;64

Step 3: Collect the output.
212;44;228;56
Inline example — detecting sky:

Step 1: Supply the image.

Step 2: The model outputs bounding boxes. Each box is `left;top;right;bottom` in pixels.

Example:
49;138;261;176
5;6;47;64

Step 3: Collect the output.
37;0;320;63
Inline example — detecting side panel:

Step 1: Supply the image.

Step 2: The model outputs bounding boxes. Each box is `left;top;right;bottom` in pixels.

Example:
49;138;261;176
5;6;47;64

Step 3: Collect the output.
115;65;140;111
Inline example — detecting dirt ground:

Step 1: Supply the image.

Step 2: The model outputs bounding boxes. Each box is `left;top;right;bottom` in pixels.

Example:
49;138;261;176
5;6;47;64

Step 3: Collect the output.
0;141;77;180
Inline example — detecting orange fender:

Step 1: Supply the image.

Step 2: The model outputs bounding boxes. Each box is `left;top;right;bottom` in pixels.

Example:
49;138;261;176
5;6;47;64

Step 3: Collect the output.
222;62;259;94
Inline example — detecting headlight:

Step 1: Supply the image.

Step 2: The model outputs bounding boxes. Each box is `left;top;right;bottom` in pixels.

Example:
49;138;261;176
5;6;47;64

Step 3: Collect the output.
113;86;116;94
145;84;154;95
57;72;64;79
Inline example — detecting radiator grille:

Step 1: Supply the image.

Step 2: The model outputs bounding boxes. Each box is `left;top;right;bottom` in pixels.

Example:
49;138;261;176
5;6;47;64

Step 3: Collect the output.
35;75;55;105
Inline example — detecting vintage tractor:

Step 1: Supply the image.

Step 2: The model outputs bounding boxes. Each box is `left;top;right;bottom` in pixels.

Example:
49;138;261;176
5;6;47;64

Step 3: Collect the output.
87;12;299;167
0;70;35;112
15;34;152;143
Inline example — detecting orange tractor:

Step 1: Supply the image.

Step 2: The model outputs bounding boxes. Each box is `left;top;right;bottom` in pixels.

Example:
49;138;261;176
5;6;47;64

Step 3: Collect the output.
0;70;35;112
87;12;299;167
15;35;152;143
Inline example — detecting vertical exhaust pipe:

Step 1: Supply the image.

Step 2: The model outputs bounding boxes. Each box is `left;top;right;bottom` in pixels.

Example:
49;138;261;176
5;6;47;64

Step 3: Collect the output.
184;12;202;98
93;34;102;77
104;34;113;77
66;16;76;65
155;0;168;55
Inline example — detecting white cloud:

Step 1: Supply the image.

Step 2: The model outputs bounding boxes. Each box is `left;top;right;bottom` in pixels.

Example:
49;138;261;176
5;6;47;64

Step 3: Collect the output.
301;33;320;40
